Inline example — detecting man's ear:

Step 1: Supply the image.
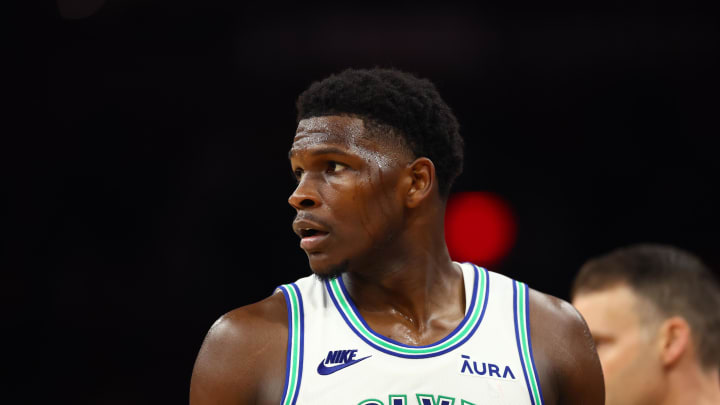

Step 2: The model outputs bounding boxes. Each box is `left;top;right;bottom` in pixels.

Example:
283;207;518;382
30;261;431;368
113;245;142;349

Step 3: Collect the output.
657;316;691;368
405;157;435;208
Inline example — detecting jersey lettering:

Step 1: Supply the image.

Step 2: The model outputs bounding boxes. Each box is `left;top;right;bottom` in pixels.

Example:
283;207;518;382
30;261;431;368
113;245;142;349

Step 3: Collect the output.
460;354;516;380
358;394;463;405
326;349;357;364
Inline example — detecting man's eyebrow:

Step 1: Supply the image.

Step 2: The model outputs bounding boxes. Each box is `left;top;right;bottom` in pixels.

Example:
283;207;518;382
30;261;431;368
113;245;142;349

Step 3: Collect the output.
288;147;351;159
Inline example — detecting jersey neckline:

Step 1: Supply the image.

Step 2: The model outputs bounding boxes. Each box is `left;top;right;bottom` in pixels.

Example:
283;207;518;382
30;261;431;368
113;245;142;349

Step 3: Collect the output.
324;263;490;359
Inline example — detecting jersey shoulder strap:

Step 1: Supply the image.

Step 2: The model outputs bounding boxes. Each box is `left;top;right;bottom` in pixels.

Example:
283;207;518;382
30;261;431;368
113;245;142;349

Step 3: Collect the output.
276;283;305;405
512;280;545;405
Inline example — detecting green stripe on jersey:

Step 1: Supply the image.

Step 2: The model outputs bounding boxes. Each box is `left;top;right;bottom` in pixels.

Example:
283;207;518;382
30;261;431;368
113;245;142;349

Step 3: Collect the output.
516;281;543;405
281;285;301;405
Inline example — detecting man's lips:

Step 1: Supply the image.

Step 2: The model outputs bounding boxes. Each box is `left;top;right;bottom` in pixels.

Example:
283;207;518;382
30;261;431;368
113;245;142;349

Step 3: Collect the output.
292;217;331;251
299;231;330;251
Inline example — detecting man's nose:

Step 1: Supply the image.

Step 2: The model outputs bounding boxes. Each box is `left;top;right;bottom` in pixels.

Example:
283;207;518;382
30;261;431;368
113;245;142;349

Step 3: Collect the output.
288;178;321;210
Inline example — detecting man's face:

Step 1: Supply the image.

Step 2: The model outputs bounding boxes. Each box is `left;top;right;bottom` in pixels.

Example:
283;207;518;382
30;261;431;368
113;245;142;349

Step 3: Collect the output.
288;115;411;277
572;284;665;405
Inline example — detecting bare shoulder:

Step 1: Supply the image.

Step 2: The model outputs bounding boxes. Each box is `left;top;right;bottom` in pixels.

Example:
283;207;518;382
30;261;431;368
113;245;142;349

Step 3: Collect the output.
190;292;289;405
528;288;605;405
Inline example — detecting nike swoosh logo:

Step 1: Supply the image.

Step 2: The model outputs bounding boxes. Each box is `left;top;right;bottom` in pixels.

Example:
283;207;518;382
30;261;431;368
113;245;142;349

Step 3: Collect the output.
317;355;371;375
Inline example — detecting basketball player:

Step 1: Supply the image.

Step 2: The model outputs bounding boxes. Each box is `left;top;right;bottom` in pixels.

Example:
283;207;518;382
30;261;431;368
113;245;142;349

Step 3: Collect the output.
190;68;604;405
571;244;720;405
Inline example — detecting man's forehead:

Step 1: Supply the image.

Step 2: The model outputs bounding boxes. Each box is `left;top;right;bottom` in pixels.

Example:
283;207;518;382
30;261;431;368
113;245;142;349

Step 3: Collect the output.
573;284;646;330
291;116;371;153
290;115;412;165
295;116;365;140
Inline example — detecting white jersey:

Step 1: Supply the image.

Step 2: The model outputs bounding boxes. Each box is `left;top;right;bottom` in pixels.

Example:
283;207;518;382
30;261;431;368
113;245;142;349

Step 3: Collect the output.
275;263;545;405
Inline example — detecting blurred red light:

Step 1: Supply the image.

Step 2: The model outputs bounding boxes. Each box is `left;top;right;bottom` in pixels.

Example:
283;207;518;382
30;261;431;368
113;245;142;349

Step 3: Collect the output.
445;191;516;267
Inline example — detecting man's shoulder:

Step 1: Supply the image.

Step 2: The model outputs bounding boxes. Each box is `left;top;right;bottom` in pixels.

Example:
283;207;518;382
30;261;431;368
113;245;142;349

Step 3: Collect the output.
203;291;288;354
528;288;588;334
526;287;605;405
527;287;596;367
190;292;289;405
198;272;320;360
225;291;288;324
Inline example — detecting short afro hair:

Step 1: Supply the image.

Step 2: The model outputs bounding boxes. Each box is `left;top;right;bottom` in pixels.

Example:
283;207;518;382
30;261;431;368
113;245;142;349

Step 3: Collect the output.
296;68;464;197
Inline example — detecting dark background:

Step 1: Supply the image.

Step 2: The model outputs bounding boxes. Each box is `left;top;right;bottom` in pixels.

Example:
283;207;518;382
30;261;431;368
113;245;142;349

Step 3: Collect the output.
8;0;719;403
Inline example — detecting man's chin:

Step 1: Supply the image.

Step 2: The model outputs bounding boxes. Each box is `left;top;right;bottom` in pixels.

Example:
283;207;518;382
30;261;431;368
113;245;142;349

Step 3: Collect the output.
309;259;349;282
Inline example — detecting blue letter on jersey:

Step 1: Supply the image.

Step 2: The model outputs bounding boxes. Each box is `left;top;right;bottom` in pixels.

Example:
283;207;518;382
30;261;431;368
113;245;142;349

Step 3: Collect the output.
318;349;371;375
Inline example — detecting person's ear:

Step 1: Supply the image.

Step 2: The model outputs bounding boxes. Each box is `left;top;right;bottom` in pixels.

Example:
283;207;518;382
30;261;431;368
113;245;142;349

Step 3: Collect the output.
405;157;435;208
657;316;691;368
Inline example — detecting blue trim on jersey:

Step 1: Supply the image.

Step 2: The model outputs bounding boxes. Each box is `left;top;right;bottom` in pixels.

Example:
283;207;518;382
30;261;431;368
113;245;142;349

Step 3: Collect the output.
278;284;306;405
291;283;305;405
524;283;545;405
325;264;490;359
513;282;536;405
336;265;479;348
278;285;294;405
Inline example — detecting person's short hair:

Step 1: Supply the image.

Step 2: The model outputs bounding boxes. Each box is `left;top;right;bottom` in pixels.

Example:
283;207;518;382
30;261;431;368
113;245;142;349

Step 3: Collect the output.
296;68;464;197
571;243;720;370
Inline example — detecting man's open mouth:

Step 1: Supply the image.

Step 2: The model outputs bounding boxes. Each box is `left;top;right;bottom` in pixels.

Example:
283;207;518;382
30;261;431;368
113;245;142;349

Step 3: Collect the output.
299;228;328;238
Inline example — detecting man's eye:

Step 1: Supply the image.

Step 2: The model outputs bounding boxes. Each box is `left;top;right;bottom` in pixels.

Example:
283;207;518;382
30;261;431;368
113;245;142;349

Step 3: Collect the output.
327;161;348;173
294;169;304;180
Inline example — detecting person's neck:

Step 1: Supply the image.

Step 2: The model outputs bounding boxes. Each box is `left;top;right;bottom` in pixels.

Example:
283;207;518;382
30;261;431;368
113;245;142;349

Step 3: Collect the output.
661;362;720;405
341;219;463;332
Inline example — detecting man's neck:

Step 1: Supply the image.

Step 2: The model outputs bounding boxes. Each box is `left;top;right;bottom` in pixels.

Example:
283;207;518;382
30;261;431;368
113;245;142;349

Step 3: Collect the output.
661;364;720;405
345;251;458;302
335;197;469;345
340;234;464;341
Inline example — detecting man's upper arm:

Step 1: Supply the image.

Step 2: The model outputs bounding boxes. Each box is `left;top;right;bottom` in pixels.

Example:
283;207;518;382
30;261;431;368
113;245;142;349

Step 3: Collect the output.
190;293;288;405
529;289;605;405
